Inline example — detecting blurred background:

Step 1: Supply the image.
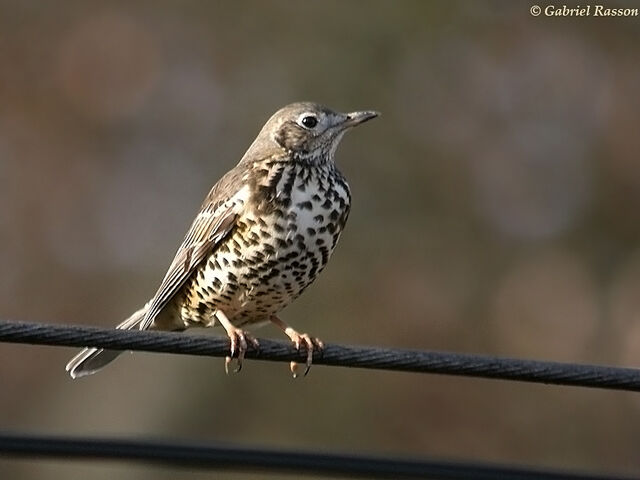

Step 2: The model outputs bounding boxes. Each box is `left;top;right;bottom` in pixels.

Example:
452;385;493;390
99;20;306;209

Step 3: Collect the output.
2;0;640;478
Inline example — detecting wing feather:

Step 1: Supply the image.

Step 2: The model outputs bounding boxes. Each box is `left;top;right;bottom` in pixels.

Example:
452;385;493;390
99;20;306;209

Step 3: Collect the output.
138;177;248;331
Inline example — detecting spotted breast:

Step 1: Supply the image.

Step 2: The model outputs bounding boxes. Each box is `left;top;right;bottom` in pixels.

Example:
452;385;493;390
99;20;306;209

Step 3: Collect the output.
181;160;351;327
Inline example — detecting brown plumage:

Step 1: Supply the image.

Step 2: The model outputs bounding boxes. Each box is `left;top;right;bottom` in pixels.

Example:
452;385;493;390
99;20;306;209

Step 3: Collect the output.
66;102;378;378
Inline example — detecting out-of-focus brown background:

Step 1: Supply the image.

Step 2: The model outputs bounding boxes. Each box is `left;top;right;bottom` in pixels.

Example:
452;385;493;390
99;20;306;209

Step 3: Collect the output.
2;1;640;478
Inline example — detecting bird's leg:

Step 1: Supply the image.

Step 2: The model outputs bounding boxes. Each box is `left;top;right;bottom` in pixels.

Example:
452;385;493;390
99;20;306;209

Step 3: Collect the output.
269;315;324;378
215;310;259;374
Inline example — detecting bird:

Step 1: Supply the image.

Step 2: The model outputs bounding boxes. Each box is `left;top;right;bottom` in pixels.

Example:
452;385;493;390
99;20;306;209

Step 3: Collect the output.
65;102;378;379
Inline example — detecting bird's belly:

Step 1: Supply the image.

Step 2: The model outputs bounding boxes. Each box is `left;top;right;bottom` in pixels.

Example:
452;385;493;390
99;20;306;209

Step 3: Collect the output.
182;206;346;326
180;164;351;327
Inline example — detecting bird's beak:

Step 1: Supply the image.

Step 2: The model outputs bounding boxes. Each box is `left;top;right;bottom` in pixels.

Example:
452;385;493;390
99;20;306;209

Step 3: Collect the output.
341;110;380;128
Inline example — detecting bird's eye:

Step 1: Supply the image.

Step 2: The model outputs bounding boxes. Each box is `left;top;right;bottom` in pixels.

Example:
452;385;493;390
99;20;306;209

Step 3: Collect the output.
299;115;318;129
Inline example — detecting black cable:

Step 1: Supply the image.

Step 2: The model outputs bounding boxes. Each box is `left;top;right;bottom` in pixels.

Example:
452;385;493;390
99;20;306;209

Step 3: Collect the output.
0;432;635;480
2;319;640;392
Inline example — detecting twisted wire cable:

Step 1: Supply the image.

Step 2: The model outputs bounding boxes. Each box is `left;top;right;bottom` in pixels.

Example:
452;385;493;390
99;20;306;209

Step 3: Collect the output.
1;319;639;391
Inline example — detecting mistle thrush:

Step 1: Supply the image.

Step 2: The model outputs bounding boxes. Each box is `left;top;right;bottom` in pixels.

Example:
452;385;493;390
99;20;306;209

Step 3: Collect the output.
66;102;378;378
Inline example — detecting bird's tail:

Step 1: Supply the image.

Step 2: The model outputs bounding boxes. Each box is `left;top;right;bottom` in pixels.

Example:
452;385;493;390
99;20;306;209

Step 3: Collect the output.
65;304;149;379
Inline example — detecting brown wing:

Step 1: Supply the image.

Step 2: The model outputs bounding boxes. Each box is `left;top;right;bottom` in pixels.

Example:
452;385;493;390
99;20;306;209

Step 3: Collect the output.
139;171;247;331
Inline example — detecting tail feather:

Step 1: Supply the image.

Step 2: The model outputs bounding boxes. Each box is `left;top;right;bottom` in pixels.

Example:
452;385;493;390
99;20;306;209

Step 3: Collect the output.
65;305;149;379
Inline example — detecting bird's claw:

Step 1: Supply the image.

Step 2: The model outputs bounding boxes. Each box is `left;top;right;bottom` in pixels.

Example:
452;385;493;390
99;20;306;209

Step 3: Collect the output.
224;329;259;374
287;331;324;378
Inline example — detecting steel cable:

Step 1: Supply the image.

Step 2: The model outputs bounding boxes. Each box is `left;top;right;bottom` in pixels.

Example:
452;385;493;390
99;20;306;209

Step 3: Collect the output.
1;320;640;391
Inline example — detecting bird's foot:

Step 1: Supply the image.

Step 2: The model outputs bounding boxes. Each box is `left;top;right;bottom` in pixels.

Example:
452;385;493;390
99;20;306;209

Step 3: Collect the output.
285;329;324;378
224;327;260;374
269;315;323;378
216;310;259;374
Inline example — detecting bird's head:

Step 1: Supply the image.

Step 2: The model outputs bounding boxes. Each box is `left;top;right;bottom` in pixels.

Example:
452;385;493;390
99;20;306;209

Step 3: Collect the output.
243;102;379;164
